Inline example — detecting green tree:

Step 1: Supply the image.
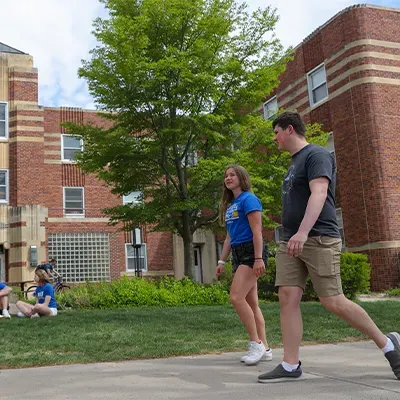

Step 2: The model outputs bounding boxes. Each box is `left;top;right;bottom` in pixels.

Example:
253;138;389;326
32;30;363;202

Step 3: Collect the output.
66;0;324;278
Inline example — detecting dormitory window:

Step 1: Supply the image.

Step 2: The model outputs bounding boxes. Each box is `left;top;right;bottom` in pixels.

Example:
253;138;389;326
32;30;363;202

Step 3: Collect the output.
123;191;142;205
62;134;83;161
0;102;8;139
263;96;278;120
48;233;110;283
307;64;328;107
63;187;85;217
0;170;8;202
125;243;148;271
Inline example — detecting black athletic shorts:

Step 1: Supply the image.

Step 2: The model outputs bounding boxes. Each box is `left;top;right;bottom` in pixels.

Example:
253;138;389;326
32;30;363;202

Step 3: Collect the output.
231;241;268;273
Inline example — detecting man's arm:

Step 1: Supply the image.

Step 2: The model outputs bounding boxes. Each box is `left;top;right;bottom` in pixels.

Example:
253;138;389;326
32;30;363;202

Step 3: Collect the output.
286;177;329;257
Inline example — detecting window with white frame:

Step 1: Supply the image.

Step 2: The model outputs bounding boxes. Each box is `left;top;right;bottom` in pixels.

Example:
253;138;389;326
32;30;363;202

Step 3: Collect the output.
307;64;328;107
0;170;8;203
126;243;147;271
64;187;84;216
263;96;278;120
336;208;345;246
62;134;83;161
0;102;8;139
48;232;110;283
123;191;142;205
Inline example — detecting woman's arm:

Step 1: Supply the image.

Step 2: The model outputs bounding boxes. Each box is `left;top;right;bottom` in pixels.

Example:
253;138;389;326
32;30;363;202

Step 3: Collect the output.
248;210;265;277
216;233;231;276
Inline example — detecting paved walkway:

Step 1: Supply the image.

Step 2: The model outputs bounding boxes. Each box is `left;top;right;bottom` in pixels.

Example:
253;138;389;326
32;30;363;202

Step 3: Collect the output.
1;341;399;399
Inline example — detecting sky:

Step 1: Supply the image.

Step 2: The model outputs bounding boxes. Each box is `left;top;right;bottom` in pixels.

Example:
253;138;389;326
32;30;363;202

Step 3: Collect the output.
1;0;399;109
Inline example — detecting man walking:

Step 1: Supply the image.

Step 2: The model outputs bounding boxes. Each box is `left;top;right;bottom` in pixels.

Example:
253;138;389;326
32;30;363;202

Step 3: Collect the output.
258;112;400;383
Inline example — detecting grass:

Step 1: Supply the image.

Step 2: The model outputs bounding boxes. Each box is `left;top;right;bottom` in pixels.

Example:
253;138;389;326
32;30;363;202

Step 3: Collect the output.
0;301;399;369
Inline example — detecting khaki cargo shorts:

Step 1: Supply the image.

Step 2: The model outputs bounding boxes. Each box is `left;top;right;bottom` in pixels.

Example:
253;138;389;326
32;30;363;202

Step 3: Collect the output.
275;236;342;298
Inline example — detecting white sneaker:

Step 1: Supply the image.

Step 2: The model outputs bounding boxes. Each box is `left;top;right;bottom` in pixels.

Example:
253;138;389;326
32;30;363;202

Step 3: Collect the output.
245;341;266;366
17;312;26;318
2;309;11;319
241;346;273;362
30;313;40;318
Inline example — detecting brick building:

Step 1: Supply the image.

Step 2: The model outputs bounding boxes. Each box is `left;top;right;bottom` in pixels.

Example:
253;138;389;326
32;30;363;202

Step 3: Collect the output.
0;43;217;287
263;4;400;290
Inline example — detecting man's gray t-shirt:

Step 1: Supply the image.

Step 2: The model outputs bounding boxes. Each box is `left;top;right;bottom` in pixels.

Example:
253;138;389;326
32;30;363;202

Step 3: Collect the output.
281;144;341;241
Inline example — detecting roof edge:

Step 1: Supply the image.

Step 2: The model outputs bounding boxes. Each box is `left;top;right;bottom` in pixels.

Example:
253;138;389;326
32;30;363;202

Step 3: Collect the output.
0;41;27;55
295;4;400;50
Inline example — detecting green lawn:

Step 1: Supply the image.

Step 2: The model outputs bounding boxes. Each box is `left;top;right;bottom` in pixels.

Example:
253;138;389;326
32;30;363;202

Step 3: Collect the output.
0;301;398;369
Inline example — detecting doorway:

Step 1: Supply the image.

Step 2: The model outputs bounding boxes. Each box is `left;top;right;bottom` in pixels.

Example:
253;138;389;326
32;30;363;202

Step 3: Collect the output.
194;246;203;283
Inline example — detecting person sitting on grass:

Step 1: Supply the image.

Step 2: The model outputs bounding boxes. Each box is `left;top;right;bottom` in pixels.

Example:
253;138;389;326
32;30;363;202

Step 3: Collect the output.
16;270;58;318
0;282;12;319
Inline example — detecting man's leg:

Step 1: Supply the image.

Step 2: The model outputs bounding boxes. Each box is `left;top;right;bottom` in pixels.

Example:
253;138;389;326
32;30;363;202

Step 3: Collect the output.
258;243;307;383
308;236;400;380
280;286;304;364
319;294;387;348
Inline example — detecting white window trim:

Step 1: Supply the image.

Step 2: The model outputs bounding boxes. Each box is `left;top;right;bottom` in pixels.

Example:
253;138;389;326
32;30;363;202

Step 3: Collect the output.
61;134;83;162
0;102;8;140
307;63;328;107
125;243;148;272
0;169;8;203
63;187;85;217
263;96;278;120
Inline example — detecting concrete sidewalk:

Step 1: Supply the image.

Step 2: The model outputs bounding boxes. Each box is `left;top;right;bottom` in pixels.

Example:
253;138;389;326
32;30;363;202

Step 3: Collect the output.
1;341;399;399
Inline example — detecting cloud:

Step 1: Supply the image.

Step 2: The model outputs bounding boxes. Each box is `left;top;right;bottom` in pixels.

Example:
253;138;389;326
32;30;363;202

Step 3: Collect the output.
0;0;104;109
0;0;398;109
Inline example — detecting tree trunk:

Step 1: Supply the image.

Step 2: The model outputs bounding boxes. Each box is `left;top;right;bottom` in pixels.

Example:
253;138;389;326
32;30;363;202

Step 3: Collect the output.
182;209;195;279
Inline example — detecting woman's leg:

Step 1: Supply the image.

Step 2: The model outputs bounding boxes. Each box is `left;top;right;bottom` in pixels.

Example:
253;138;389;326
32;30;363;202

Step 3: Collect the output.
34;304;54;317
230;265;259;341
15;300;35;316
246;282;269;349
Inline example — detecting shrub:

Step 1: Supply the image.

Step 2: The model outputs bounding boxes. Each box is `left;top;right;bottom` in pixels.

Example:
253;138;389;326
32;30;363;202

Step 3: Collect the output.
56;276;230;309
386;288;400;297
339;253;371;299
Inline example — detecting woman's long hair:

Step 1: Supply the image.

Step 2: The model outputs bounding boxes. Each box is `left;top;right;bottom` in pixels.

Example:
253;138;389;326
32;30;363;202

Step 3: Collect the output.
219;164;252;226
35;269;51;284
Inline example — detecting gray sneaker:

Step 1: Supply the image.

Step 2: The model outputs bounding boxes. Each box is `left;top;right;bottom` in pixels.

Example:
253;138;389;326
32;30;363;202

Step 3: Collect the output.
385;332;400;379
258;362;304;383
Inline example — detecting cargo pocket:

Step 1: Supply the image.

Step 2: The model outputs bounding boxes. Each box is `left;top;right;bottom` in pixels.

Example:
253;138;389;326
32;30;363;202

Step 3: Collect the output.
316;236;342;277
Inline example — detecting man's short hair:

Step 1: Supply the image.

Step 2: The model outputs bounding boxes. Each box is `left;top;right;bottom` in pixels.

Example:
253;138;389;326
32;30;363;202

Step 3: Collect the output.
272;112;306;136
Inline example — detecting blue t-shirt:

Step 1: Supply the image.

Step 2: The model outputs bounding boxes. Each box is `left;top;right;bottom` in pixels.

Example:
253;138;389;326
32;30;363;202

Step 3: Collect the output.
225;191;262;246
34;283;57;308
0;282;8;290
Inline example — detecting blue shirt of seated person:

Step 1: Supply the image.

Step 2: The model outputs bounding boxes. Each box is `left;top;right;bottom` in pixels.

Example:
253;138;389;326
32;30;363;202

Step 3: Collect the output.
34;283;57;309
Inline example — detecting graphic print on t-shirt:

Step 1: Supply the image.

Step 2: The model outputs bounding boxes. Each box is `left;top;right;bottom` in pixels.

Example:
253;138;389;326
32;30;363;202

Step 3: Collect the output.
282;164;295;195
226;203;239;225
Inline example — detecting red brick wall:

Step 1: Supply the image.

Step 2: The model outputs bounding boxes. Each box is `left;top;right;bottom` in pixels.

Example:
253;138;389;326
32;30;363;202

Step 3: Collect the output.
9;71;38;102
264;5;400;290
37;107;174;278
